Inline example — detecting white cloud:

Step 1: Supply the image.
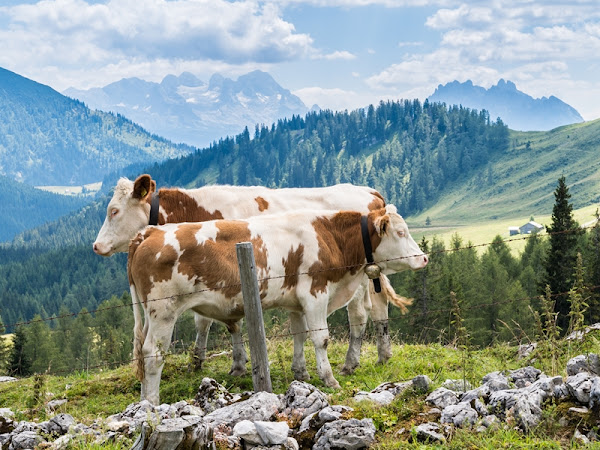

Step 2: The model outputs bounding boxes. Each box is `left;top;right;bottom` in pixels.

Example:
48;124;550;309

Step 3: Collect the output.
312;50;356;60
0;0;315;89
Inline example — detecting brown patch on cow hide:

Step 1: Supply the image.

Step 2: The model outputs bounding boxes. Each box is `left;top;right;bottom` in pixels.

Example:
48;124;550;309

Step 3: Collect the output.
128;227;178;301
176;220;269;299
282;244;304;290
367;191;386;211
308;209;387;296
255;196;269;212
308;211;363;296
158;188;224;225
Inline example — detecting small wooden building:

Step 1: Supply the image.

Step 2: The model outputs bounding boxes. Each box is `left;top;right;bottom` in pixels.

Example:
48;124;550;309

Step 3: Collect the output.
519;221;544;234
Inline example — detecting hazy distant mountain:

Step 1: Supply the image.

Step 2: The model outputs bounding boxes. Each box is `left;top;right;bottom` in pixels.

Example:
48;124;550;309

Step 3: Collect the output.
64;70;310;148
428;79;584;131
0;67;194;186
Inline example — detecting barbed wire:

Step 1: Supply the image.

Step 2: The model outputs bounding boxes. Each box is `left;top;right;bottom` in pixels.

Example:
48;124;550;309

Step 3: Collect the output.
5;222;594;332
3;222;599;378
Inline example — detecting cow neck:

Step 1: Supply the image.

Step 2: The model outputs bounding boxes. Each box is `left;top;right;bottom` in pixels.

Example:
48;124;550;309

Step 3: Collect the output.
360;215;382;293
149;192;160;226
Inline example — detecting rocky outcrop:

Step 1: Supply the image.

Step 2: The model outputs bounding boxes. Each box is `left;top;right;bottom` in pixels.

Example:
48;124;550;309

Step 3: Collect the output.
0;379;376;450
413;355;599;443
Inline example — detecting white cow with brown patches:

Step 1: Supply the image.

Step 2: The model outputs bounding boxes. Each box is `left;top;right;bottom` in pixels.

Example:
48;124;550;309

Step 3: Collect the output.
128;205;428;404
93;175;412;376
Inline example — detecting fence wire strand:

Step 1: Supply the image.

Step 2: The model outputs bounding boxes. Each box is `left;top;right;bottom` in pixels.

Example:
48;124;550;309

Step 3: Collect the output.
3;222;599;377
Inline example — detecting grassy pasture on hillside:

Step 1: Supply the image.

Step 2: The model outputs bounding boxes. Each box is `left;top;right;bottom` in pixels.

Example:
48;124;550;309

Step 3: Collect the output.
409;199;600;256
409;119;600;229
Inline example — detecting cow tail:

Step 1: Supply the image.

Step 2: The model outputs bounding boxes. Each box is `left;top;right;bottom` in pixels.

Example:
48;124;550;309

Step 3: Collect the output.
374;274;413;314
130;284;145;381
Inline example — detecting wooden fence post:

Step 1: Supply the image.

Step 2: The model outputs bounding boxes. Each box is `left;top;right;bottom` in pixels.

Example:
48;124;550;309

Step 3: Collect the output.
236;242;272;393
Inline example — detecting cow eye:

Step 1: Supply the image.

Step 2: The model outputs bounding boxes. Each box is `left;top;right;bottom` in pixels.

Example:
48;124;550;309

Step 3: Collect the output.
397;230;405;237
110;208;119;218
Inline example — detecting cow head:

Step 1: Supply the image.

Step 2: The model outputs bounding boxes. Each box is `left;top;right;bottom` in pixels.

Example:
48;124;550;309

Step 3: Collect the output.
93;174;156;256
370;205;428;273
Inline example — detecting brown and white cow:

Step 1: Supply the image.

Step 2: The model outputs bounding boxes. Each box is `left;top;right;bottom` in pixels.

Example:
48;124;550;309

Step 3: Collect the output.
93;175;412;375
129;205;427;404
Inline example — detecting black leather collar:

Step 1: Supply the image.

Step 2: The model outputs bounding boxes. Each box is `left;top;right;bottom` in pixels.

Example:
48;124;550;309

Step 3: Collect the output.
149;194;160;226
361;215;381;293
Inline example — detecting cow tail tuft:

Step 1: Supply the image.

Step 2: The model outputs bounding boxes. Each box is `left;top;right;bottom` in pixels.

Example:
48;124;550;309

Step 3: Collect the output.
374;274;413;314
130;285;145;381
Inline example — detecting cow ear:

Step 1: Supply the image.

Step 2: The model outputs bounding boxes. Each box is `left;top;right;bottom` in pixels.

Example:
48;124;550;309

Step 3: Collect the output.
373;214;390;236
132;174;155;200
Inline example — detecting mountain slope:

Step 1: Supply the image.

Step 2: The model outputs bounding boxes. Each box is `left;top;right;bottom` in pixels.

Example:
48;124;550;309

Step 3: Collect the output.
64;70;309;148
0;67;195;186
0;175;90;242
428;79;583;131
410;119;600;225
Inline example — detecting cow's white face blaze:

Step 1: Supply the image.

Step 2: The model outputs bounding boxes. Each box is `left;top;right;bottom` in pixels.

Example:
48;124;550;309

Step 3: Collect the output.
93;178;152;256
373;205;428;273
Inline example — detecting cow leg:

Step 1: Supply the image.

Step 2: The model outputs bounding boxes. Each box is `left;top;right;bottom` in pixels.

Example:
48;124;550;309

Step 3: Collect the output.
371;288;392;364
289;311;310;381
193;314;213;370
228;320;248;376
304;301;340;389
142;318;176;405
341;282;370;375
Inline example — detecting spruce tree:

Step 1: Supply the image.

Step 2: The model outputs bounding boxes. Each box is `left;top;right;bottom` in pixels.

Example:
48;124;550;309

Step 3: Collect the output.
0;316;10;374
544;176;581;331
8;325;31;376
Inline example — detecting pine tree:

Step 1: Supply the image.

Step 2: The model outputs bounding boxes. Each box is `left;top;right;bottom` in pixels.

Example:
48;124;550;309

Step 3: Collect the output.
8;325;31;376
0;316;10;374
544;176;581;331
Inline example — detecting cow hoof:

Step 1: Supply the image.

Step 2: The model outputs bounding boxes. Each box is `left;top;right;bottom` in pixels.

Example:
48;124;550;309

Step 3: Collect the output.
191;359;204;372
339;364;358;375
293;370;311;381
229;367;247;377
325;378;341;389
376;354;391;365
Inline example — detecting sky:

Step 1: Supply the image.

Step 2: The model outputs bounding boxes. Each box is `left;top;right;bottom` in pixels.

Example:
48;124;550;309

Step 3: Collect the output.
1;0;599;120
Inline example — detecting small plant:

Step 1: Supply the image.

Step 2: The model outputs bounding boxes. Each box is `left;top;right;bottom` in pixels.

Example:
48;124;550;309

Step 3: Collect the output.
450;291;473;388
532;285;562;376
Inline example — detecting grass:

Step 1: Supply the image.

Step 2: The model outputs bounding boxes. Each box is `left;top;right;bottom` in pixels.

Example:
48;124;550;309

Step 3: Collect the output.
405;119;600;254
408;201;599;257
1;336;598;449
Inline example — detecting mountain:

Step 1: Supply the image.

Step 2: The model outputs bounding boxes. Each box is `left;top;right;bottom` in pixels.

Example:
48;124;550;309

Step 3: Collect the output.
0;67;195;186
0;174;90;242
64;70;310;148
427;79;584;131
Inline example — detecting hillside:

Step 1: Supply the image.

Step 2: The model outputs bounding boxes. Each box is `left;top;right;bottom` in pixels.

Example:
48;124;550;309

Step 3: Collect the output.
64;70;310;149
410;118;600;227
428;79;584;131
0;67;195;186
0;175;90;242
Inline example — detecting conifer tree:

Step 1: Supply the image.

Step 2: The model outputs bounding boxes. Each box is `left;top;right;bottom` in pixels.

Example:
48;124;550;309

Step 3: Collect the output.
0;316;10;374
8;325;31;376
544;176;581;331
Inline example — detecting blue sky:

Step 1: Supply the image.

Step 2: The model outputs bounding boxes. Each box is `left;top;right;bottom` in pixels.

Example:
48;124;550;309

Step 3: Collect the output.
1;0;599;120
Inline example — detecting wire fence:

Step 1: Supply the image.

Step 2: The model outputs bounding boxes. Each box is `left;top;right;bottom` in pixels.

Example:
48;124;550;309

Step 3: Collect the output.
3;221;599;378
